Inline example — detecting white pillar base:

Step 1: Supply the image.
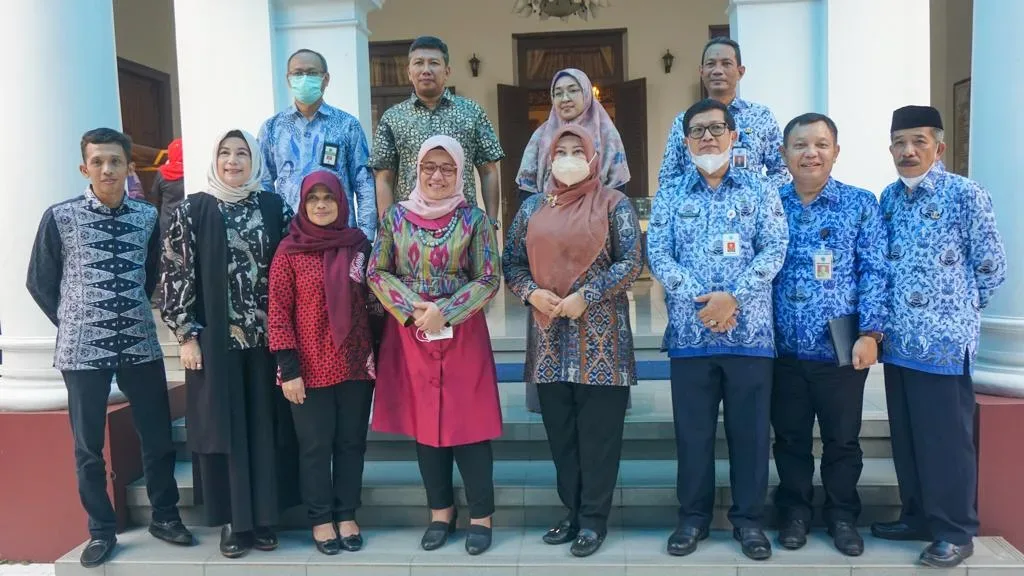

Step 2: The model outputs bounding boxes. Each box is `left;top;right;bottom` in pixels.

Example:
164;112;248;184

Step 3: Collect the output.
0;337;125;411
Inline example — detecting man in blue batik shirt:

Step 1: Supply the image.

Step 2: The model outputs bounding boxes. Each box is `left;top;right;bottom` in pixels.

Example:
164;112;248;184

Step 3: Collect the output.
869;105;1005;569
658;37;789;192
648;99;789;562
259;48;377;239
770;113;888;558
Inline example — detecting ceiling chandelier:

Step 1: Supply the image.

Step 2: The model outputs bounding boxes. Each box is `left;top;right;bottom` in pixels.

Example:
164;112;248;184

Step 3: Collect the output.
512;0;610;22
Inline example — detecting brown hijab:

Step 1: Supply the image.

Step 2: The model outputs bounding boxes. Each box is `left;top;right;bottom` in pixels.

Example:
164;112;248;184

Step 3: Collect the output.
526;125;624;328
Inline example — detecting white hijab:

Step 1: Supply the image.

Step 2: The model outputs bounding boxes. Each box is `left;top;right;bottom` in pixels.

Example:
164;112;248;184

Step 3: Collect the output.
206;129;266;203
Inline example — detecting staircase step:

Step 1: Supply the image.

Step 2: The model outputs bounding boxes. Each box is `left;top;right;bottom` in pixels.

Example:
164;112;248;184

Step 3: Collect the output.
55;526;1024;575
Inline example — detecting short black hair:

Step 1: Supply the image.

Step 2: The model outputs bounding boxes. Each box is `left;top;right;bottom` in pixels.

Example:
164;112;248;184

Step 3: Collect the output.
682;99;737;135
409;36;449;65
783;113;839;146
287;48;328;73
701;36;742;66
80;128;132;161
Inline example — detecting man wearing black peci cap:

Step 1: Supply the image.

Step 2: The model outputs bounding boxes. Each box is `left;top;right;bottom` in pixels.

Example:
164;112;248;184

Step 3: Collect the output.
871;105;1006;568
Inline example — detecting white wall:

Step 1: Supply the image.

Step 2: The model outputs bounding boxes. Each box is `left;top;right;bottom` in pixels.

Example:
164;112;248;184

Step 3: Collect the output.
113;0;181;136
368;0;731;195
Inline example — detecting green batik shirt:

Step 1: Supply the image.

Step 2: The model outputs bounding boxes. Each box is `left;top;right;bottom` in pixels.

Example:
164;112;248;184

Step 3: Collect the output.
369;89;504;206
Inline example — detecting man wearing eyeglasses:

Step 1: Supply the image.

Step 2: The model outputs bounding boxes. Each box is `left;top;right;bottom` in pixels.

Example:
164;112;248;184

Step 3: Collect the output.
259;48;378;239
647;98;788;562
658;37;789;192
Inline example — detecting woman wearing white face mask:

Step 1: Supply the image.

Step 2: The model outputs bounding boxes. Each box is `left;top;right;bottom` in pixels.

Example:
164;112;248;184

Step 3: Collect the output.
503;125;643;558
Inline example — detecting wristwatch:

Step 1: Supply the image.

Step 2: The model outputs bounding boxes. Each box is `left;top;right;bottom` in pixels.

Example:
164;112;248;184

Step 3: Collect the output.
860;331;884;344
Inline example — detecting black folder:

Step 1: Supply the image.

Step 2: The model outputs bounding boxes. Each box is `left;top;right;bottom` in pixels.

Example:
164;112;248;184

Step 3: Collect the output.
827;314;860;367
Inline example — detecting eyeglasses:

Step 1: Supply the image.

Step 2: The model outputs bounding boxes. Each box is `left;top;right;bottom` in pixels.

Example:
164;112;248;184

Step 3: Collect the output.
419;162;457;177
552;87;583;101
687;122;730;139
288;70;324;79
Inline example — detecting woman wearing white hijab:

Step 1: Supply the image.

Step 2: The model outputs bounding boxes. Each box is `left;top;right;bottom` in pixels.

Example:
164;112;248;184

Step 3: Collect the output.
160;129;299;559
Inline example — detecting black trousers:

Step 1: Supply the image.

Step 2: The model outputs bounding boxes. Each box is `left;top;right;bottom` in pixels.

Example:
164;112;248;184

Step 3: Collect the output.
416;441;495;519
671;356;773;529
885;356;978;545
538;381;629;534
771;357;867;525
290;380;374;525
62;359;180;539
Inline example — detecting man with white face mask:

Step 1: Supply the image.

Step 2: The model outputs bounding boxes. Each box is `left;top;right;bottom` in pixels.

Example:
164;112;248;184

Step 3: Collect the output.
872;105;1006;569
647;99;788;561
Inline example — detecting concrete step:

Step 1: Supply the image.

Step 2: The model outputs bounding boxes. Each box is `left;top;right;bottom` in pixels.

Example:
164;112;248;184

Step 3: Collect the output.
171;381;893;461
55;526;1024;576
128;458;901;530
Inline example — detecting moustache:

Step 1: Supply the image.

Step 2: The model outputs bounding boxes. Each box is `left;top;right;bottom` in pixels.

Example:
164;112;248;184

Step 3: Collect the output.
898;160;919;166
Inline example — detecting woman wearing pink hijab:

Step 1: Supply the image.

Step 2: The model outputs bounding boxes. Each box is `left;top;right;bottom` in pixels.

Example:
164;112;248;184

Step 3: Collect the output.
368;135;502;556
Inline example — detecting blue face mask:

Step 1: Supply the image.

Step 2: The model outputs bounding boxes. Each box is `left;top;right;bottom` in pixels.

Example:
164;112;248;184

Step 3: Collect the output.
289;75;323;105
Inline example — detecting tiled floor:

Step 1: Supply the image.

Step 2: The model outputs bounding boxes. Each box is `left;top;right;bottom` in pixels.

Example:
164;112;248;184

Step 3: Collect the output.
0;565;54;576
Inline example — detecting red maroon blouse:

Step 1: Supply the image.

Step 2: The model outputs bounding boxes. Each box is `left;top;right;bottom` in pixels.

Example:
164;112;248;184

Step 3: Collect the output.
268;249;376;388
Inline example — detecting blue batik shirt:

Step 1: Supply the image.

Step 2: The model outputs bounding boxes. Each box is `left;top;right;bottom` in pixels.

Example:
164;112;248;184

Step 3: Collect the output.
880;164;1006;375
658;97;790;192
773;178;888;362
259;102;377;239
648;165;789;358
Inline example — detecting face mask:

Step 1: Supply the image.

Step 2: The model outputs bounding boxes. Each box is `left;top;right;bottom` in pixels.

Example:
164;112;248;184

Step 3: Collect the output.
289;75;323;105
692;150;731;174
551;154;594;186
899;163;932;189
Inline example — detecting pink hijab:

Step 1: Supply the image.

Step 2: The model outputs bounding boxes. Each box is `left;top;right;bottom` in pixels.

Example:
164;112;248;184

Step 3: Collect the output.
399;135;468;220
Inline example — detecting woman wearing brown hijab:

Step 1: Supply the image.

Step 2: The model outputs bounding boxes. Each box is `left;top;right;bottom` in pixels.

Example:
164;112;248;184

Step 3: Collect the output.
503;124;643;558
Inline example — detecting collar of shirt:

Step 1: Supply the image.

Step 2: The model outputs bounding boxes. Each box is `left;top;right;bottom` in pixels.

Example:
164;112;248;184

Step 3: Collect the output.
899;162;945;202
84;185;128;215
680;164;744;196
287;101;335;122
781;177;840;208
726;96;750;113
411;88;454;109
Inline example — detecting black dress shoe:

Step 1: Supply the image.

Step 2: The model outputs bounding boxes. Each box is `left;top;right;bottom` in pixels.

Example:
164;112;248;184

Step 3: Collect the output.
920;540;974;568
253;526;278;551
870;520;930;541
667;526;708;557
80;536;116;568
465;524;493;555
778;519;808;550
733;527;772;561
828;521;864;557
570;528;606;558
543;519;579;545
339;533;364;552
421;513;457;551
219;524;252;559
314;533;342;556
149;519;195;546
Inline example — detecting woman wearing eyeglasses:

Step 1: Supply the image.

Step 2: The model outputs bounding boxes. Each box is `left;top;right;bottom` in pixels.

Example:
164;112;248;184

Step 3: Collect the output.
514;68;631;414
368;135;502;556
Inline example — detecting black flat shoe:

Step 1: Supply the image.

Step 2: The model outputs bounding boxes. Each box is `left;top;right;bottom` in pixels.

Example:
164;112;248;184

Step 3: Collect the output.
778;519;808;550
80;536;116;568
219;524;252;559
828;520;864;557
543;519;579;545
314;534;341;556
253;526;278;551
339;533;364;552
920;540;974;568
870;520;930;541
421;512;457;551
667;525;708;557
465;524;493;555
570;528;605;558
149;519;195;546
733;527;772;561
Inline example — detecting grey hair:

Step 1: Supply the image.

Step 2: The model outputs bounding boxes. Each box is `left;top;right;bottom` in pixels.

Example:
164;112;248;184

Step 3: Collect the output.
932;128;945;143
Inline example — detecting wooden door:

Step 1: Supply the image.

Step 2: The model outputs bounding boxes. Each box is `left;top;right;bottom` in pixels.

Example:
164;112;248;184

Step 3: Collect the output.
118;58;172;204
611;78;648;199
497;84;532;231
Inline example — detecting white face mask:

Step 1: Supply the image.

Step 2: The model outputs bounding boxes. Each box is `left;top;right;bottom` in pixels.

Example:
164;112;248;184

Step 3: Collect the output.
692;150;731;175
899;163;933;190
551;154;594;186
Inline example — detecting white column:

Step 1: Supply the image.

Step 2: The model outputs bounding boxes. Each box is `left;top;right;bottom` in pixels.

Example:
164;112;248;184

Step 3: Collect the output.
0;1;125;411
173;0;278;196
968;0;1024;397
271;0;385;140
727;0;823;136
823;0;930;194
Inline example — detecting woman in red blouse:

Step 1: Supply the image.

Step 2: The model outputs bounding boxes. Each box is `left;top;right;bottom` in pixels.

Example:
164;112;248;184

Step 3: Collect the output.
268;170;377;555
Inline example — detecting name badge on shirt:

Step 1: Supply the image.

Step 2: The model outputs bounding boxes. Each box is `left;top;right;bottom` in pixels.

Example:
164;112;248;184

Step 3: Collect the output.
321;142;339;168
421;326;454;341
814;249;834;281
732;146;749;169
722;233;741;257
